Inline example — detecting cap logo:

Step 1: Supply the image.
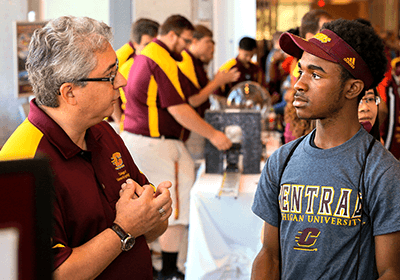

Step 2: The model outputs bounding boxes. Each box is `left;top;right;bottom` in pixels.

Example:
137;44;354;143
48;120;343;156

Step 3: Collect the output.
343;57;356;69
313;33;331;44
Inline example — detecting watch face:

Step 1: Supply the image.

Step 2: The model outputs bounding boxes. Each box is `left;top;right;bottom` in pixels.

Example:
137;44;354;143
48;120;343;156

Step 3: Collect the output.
122;236;135;251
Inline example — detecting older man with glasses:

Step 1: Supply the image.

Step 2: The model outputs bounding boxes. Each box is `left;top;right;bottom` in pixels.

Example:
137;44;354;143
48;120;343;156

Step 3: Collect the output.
0;16;173;280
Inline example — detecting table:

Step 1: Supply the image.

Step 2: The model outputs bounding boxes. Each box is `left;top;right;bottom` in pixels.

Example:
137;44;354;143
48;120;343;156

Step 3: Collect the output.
185;162;264;280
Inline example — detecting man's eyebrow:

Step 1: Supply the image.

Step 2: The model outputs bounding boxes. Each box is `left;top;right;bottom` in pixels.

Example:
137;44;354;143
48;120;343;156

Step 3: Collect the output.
298;61;326;73
102;59;117;74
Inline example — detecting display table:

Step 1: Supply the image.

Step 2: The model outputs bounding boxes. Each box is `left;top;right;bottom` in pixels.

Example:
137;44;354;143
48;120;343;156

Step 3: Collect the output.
185;162;264;280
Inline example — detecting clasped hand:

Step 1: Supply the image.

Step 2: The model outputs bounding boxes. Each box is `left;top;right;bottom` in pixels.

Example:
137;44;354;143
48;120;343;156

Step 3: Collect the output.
114;179;172;238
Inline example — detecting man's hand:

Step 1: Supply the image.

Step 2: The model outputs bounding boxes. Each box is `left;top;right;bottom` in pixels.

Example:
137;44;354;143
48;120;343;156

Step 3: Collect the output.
114;179;172;238
215;68;240;86
209;129;232;151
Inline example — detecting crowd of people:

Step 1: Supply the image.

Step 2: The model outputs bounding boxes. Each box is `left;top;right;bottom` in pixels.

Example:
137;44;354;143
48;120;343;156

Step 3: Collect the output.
0;7;400;280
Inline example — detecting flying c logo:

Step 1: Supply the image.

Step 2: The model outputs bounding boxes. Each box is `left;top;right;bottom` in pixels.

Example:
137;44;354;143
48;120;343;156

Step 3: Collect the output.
111;152;125;170
294;228;321;251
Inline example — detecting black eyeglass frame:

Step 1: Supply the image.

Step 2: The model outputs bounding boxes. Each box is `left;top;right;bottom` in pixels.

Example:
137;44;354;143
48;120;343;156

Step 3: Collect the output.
77;58;119;86
58;58;120;95
174;32;192;45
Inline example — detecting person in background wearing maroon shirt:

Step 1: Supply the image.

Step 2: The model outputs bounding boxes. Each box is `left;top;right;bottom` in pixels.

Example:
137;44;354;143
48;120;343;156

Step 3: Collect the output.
121;15;232;280
178;24;239;118
177;24;239;161
111;18;160;133
215;36;267;97
0;16;172;280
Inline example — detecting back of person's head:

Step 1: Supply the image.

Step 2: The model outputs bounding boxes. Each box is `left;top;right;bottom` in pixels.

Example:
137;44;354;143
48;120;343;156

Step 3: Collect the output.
193;24;213;40
130;18;159;44
26;16;113;108
239;37;257;51
322;19;387;99
300;9;333;38
159;14;194;36
355;18;372;27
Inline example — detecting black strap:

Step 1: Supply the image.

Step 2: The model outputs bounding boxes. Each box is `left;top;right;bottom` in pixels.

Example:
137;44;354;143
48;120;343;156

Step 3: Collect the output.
355;137;376;280
277;135;305;277
278;136;305;187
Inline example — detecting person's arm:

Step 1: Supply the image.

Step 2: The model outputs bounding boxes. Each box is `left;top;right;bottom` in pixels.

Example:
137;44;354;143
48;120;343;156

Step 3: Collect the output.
167;103;232;151
375;231;400;279
188;68;240;108
251;222;280;280
53;182;172;280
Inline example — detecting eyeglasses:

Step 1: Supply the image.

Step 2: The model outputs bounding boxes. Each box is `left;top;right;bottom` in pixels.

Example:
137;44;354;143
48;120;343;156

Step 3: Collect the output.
359;96;380;106
175;32;192;45
77;58;119;87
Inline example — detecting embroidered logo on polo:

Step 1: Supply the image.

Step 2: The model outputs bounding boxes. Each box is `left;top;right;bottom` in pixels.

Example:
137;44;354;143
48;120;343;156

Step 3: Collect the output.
294;228;320;251
111;152;125;170
313;33;331;43
343;57;356;69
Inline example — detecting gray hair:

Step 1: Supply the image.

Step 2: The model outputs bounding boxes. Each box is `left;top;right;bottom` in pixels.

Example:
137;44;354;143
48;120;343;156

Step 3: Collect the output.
26;16;113;108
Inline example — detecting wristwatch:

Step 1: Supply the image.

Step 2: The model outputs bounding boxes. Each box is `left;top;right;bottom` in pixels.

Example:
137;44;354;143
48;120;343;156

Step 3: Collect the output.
111;223;135;251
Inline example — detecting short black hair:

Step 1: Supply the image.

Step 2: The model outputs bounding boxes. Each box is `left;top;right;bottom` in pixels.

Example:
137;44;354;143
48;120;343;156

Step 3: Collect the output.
160;14;194;36
322;19;387;97
287;27;300;36
354;18;372;27
300;9;333;38
239;37;257;51
130;18;159;44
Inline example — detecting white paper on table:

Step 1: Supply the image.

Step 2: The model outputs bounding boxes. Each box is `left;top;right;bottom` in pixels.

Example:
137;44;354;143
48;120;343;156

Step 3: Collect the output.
0;227;19;280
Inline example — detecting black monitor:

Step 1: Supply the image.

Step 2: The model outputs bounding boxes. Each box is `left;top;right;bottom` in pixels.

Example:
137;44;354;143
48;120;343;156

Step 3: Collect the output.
0;158;53;279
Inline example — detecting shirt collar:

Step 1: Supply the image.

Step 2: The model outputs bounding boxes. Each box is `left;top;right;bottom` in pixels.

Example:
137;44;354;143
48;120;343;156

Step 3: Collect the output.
154;38;183;62
28;99;103;159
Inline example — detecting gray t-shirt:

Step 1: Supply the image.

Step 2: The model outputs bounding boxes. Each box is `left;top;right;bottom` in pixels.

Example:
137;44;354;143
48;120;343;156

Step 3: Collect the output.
252;128;400;279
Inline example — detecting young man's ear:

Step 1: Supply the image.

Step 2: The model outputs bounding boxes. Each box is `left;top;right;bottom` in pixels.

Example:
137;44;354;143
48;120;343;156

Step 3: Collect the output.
59;83;77;105
344;79;364;100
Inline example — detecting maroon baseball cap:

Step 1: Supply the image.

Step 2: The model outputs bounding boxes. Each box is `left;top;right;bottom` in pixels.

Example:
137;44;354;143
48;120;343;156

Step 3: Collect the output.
279;29;374;90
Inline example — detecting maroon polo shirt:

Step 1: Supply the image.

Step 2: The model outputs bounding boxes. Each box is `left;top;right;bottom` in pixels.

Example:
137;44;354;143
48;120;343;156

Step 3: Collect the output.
123;39;195;141
215;57;266;97
3;100;153;279
184;49;209;88
182;49;211;118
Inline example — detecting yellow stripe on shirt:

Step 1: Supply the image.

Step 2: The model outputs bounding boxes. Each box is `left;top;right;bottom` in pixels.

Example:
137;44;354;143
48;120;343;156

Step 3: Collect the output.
177;50;200;89
219;58;237;72
147;75;160;137
141;42;186;101
0;119;43;161
119;57;134;109
116;43;134;67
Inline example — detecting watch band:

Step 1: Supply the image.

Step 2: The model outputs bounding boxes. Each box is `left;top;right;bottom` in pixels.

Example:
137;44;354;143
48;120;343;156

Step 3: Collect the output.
111;223;127;240
111;223;135;251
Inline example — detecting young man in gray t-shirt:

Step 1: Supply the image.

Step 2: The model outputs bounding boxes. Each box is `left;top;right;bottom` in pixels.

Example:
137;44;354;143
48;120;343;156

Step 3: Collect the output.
252;19;400;280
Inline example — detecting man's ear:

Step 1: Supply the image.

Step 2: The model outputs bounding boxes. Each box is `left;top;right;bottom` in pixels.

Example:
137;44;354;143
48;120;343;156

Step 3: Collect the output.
344;79;364;100
168;30;178;40
59;83;77;105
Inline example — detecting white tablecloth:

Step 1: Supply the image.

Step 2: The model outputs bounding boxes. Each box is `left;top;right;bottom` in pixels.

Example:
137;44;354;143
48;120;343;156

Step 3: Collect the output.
185;163;264;280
